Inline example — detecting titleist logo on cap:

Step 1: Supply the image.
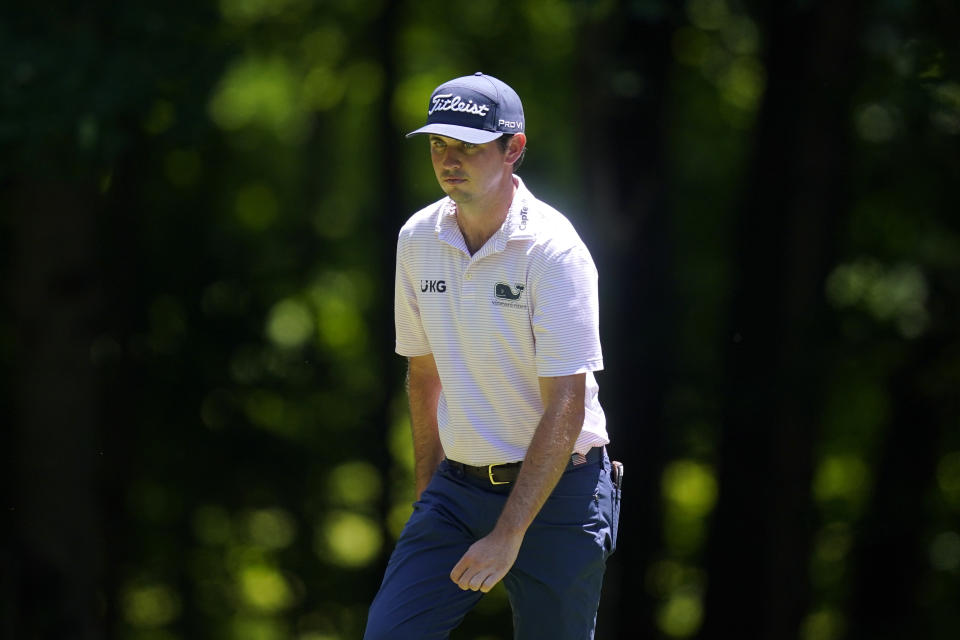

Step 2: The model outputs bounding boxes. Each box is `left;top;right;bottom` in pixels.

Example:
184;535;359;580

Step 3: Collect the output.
428;93;491;117
405;73;523;144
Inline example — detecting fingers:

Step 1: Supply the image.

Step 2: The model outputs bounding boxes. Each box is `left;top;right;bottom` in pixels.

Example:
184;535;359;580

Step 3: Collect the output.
450;558;468;585
450;555;505;592
450;535;521;592
452;567;504;592
479;573;501;593
450;562;484;591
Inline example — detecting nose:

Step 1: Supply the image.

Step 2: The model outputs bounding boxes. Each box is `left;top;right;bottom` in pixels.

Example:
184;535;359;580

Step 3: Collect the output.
441;147;462;169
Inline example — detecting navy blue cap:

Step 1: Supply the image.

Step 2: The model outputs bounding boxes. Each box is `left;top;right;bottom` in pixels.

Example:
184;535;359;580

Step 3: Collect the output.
406;72;525;144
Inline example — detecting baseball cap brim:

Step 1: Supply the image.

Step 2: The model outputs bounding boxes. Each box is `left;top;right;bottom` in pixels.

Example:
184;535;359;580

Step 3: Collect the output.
405;123;504;144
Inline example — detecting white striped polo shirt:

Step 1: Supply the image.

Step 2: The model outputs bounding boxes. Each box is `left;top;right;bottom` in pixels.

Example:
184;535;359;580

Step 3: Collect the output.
395;176;608;466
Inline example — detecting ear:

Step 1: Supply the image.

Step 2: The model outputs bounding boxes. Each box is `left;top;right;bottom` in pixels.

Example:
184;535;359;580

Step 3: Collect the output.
504;133;526;164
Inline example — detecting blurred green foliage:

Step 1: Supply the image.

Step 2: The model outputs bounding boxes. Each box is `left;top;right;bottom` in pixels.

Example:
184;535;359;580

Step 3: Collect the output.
3;0;959;639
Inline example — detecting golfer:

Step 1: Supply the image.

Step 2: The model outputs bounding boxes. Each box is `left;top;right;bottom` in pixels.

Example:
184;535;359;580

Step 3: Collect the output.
364;72;621;639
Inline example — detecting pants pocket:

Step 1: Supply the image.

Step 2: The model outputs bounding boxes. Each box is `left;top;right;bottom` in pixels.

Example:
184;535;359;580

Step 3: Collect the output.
604;467;621;557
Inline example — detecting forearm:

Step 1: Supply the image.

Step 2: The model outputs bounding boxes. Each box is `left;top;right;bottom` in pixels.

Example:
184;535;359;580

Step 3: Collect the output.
494;391;584;538
448;373;586;593
406;357;444;499
409;396;444;499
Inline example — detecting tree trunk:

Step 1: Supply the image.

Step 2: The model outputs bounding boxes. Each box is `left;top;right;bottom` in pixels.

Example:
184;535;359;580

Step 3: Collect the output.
8;175;106;639
576;3;680;637
847;337;951;639
702;1;862;638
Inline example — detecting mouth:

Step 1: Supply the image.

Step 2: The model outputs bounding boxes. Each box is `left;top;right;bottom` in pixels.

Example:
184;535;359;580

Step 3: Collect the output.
442;174;467;184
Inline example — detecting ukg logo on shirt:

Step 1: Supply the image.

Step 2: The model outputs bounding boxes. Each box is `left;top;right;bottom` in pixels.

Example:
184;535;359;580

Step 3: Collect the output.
421;280;446;293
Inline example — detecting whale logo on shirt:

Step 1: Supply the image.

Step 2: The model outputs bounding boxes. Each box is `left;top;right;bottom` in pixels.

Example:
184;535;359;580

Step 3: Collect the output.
494;283;524;300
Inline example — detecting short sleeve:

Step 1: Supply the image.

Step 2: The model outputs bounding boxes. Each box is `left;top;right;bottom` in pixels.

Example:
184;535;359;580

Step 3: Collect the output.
394;231;432;357
531;245;604;377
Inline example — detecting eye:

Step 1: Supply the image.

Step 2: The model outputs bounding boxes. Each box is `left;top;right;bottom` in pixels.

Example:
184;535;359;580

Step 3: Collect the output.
430;138;446;150
462;142;478;151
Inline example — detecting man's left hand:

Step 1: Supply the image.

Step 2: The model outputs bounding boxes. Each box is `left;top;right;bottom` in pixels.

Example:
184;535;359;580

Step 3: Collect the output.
450;530;523;592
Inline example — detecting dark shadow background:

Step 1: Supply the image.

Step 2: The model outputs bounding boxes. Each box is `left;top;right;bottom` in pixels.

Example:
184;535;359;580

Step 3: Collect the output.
3;1;959;639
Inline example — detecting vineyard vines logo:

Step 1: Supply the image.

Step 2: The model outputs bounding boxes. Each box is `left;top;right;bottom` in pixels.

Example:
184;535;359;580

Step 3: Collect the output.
428;93;490;117
421;280;446;293
494;283;524;300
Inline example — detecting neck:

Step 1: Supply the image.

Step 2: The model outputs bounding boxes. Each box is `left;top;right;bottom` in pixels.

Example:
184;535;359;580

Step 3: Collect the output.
456;175;517;255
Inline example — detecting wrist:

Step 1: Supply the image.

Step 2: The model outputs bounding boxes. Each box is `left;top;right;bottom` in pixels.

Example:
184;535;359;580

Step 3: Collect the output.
492;516;529;542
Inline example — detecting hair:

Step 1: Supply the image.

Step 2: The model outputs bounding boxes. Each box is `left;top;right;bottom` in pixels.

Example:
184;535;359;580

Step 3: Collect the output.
497;134;526;171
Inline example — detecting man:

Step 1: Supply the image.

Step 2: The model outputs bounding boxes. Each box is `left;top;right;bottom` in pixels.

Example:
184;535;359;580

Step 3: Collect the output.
364;72;622;639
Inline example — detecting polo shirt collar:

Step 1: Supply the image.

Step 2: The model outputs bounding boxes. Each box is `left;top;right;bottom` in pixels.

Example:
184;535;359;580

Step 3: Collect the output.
434;175;537;254
499;176;537;244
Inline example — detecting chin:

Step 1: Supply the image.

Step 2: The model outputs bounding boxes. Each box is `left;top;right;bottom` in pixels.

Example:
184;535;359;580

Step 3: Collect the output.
441;186;469;202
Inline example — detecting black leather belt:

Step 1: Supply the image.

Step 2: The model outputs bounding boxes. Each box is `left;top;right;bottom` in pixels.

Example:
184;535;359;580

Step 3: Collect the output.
446;447;602;486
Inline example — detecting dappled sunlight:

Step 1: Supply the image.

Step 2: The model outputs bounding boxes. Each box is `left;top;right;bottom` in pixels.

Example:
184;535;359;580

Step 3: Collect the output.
686;0;729;31
122;582;182;629
656;588;703;638
325;461;383;508
800;608;846;640
246;508;298;550
646;559;707;638
316;511;383;568
208;55;307;142
243;388;292;436
234;181;280;230
855;103;899;143
308;271;372;354
930;82;960;134
266;298;314;349
229;615;290;640
239;564;296;612
810;523;853;589
826;259;929;337
662;460;718;518
387;502;414;540
654;460;716;637
929;531;960;572
302;65;346;111
219;0;313;25
813;455;872;511
716;56;765;111
387;396;416;538
661;459;718;557
388;409;414;473
674;0;765;118
299;632;341;640
937;451;960;507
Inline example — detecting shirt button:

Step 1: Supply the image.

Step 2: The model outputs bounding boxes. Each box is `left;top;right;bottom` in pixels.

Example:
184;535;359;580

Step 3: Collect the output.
465;273;473;280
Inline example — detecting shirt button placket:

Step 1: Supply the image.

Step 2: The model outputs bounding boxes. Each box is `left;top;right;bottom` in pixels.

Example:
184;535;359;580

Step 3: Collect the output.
462;260;474;302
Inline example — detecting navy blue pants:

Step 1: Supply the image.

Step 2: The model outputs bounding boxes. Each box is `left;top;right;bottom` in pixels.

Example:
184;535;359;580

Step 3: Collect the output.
364;449;620;639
